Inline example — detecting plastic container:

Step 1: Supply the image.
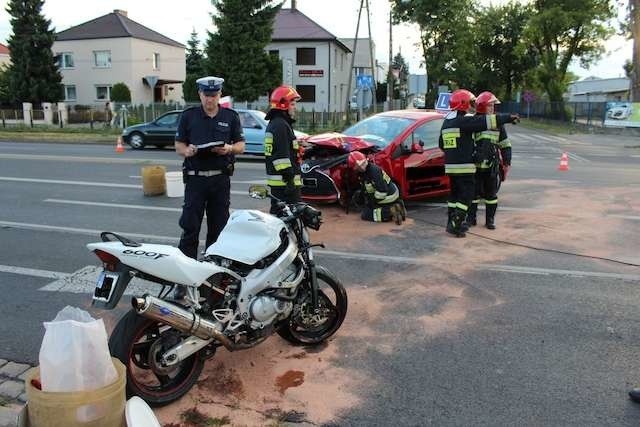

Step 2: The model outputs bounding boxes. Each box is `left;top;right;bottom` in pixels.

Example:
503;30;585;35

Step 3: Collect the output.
165;171;184;198
25;357;126;427
141;165;166;196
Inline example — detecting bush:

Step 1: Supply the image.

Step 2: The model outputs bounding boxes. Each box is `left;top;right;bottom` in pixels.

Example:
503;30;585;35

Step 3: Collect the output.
111;83;131;103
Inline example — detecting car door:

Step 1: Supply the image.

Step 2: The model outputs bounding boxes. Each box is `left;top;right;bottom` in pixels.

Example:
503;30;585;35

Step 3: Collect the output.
398;119;449;199
238;111;265;154
152;112;181;145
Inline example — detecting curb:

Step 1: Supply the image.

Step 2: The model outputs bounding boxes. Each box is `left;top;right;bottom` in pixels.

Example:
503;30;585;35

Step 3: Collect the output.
0;359;30;427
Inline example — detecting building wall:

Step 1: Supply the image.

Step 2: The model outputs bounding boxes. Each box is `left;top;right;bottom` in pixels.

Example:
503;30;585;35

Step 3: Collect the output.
267;40;351;112
0;54;10;69
53;37;185;105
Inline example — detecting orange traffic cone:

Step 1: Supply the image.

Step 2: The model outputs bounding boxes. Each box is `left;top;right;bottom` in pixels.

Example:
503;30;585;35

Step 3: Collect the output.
115;136;125;153
557;152;569;171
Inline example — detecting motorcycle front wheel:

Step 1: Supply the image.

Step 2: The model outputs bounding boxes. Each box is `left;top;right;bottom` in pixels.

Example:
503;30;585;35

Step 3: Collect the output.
278;265;348;345
109;309;205;406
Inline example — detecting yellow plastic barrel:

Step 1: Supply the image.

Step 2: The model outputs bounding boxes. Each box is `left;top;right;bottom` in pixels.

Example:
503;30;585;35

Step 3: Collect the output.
141;165;166;196
25;358;126;427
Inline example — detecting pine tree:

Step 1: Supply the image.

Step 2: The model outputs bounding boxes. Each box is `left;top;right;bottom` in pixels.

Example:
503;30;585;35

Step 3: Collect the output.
204;0;282;102
186;28;204;76
6;0;63;104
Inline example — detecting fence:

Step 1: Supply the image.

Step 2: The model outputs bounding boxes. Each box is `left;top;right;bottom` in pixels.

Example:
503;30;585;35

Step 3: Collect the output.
499;101;608;127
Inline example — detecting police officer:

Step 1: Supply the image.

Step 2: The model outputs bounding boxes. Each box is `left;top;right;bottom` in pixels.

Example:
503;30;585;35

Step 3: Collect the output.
264;85;302;213
347;151;406;225
175;76;245;259
439;89;518;237
467;91;513;229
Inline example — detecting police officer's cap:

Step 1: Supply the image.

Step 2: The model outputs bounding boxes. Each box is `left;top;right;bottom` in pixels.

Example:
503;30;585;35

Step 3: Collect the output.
196;76;224;95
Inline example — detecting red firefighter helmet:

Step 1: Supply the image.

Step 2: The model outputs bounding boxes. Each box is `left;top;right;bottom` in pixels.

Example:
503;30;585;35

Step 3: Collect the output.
475;91;500;113
347;151;367;169
270;85;302;110
449;89;476;112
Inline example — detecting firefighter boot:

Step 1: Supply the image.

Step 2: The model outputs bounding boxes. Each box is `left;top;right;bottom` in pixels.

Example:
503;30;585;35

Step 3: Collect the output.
466;202;478;226
397;200;407;221
447;209;466;237
485;203;497;230
390;204;402;225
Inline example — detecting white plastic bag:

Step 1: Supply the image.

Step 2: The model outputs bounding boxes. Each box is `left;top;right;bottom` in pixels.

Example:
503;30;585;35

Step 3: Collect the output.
39;306;118;392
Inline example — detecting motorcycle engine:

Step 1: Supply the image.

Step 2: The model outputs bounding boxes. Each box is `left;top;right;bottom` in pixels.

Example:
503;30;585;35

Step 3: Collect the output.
249;295;292;324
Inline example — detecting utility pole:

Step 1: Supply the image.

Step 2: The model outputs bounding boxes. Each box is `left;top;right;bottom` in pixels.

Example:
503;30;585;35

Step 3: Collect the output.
387;9;393;107
344;0;364;123
365;0;377;114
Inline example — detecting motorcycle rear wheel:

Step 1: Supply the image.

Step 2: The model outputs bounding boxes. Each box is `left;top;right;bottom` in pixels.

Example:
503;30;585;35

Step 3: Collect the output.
109;309;205;406
278;265;348;345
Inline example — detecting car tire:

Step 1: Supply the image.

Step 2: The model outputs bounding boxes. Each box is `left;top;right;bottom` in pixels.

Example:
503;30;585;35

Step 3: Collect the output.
128;132;145;149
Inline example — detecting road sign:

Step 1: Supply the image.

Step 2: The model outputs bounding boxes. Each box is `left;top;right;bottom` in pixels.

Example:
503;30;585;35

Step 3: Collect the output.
143;75;159;88
436;92;451;111
356;74;373;89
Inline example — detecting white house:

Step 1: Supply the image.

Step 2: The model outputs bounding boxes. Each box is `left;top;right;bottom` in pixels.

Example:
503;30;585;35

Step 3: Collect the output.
53;9;186;105
567;77;630;102
0;43;10;69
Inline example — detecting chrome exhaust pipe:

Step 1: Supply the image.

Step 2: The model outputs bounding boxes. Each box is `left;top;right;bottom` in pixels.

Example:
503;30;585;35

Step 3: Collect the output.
132;295;235;351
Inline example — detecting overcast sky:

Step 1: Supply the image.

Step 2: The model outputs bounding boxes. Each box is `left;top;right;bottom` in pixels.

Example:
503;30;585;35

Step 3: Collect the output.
0;0;631;80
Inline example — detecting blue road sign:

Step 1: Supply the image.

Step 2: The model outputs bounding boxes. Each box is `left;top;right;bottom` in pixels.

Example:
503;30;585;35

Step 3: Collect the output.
436;92;451;111
356;74;373;89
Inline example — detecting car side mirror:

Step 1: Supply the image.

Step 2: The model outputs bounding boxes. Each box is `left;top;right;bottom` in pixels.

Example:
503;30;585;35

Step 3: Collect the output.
411;142;424;154
253;124;262;129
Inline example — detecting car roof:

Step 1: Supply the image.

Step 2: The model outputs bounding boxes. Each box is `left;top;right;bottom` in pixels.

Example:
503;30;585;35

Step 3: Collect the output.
374;109;444;120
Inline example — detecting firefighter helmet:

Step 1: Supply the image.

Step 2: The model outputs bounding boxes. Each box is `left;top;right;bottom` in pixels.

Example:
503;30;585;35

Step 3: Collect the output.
270;86;302;110
475;91;501;113
347;151;368;169
449;89;476;112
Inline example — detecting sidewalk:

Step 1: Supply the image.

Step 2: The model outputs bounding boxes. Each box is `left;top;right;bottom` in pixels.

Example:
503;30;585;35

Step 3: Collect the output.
0;359;30;427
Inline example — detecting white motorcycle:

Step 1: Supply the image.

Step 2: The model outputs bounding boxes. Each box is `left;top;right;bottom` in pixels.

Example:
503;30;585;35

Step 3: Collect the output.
87;185;348;406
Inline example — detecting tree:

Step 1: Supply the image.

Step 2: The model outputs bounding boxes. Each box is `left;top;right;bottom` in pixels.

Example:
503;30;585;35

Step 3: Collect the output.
391;52;409;98
186;28;204;76
474;2;536;101
182;74;200;102
111;83;131;102
525;0;616;105
204;0;282;102
5;0;62;104
0;67;9;104
625;0;640;100
392;0;477;106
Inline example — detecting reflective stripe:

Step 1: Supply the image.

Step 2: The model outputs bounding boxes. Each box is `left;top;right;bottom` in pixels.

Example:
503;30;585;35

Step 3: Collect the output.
374;190;387;200
374;208;382;222
472;199;480;203
455;202;468;211
445;163;476;174
364;183;374;193
487;115;497;129
273;158;292;171
498;139;511;148
267;174;302;186
475;130;499;141
292;140;299;150
447;202;457;208
485;198;498;205
379;188;399;204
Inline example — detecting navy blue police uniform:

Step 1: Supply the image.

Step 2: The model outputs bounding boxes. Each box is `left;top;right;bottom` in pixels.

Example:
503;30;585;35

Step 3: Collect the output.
175;104;243;259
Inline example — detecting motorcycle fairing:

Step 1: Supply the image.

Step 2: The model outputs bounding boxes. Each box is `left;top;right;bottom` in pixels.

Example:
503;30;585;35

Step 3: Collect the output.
86;241;228;286
205;209;285;265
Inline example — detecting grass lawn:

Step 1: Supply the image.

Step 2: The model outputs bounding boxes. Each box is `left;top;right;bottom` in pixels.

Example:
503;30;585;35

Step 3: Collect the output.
0;126;120;143
517;118;579;135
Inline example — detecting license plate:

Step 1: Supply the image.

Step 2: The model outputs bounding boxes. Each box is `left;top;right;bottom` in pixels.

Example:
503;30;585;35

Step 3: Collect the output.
93;271;120;304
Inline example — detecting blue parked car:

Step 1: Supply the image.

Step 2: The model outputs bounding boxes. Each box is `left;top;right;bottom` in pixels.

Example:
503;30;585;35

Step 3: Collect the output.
121;108;307;154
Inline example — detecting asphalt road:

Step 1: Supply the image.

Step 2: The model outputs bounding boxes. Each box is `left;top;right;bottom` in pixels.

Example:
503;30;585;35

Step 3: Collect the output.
1;126;639;425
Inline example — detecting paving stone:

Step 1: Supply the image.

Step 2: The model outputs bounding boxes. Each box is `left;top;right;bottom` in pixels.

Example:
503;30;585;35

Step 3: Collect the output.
0;364;29;379
16;394;26;404
0;361;6;369
16;369;32;382
0;404;21;427
0;381;24;400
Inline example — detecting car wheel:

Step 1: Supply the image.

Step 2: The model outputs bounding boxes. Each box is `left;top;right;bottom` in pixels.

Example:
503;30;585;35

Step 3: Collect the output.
128;132;145;149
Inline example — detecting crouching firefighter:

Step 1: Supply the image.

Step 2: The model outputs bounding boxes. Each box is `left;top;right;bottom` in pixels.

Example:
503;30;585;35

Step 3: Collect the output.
264;85;303;214
439;89;519;237
347;151;406;225
467;91;513;229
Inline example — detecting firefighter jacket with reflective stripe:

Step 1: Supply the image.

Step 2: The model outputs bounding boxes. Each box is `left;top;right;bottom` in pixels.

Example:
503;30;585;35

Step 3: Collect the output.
439;112;513;175
473;117;512;170
265;114;301;187
362;163;399;206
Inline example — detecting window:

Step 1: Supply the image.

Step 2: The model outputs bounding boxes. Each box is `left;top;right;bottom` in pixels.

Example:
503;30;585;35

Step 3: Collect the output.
407;119;443;150
269;49;279;58
95;85;112;100
94;50;111;68
296;48;315;65
56;52;74;68
295;85;316;102
239;111;261;129
64;85;76;101
155;112;180;126
153;52;160;70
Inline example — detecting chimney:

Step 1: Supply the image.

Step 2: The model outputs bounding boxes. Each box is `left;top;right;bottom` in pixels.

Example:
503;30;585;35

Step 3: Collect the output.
113;9;128;17
291;0;296;9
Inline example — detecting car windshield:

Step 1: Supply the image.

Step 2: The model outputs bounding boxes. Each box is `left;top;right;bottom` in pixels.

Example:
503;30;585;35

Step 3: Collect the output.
343;115;416;148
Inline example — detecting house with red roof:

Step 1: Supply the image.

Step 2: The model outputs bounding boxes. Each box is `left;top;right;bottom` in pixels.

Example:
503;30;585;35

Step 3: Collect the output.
0;43;10;69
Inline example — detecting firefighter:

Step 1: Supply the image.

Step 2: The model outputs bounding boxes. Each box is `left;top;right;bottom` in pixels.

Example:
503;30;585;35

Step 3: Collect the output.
265;85;302;213
467;91;512;229
347;151;406;225
439;89;519;237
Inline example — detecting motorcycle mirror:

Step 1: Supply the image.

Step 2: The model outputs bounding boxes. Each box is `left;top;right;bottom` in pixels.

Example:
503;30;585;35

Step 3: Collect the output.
248;184;268;199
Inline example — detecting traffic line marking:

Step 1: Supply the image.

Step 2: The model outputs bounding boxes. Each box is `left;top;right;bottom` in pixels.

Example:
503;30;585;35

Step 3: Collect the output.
44;198;182;212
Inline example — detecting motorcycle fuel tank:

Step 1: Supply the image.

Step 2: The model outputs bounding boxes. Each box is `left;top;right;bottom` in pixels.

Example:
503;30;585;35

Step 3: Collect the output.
205;209;286;265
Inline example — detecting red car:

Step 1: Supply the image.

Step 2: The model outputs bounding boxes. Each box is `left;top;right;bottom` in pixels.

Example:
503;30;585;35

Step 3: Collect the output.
300;110;450;206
